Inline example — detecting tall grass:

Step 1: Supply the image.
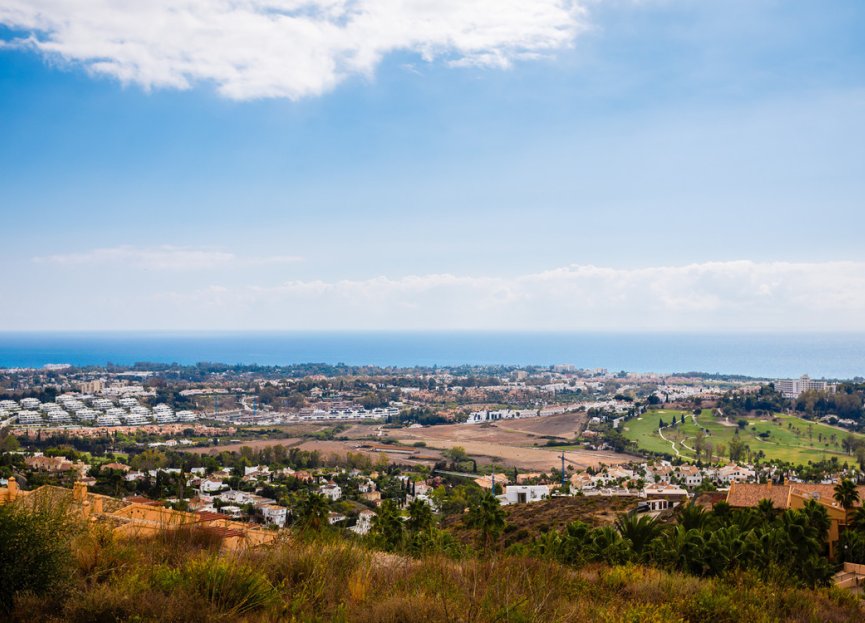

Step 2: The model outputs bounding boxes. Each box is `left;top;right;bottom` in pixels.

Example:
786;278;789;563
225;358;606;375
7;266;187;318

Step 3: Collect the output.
5;515;864;622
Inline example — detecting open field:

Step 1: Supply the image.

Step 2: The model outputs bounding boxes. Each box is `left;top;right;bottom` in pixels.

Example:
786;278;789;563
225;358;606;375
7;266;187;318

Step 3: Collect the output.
387;419;634;471
491;411;587;439
183;414;631;471
623;409;865;464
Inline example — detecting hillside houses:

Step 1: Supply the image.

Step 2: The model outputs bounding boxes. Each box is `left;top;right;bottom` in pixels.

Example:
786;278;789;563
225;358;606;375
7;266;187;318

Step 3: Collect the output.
318;482;342;501
676;465;703;487
349;509;376;535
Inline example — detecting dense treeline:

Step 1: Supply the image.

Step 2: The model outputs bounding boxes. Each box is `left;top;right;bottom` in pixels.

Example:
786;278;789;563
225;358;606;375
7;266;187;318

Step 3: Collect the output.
522;500;843;587
718;383;865;427
719;384;787;415
796;384;865;422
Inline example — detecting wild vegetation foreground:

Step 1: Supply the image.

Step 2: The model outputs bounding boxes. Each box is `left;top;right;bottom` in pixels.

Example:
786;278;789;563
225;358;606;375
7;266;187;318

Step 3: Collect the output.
1;503;863;623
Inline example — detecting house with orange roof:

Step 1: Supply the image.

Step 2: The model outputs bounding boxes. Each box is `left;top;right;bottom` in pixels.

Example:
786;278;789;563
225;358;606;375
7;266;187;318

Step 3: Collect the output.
726;481;865;558
0;479;275;551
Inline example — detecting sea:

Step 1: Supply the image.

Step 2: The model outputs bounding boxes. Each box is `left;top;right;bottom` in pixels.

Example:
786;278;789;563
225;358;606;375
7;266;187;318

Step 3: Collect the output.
0;332;863;379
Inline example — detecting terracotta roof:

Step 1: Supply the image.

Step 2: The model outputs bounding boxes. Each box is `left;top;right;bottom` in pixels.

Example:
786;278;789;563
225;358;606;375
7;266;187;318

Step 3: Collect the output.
123;496;164;506
726;482;865;509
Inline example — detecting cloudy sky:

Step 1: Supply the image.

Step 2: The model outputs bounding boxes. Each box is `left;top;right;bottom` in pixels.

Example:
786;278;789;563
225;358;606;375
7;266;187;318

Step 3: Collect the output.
1;0;864;331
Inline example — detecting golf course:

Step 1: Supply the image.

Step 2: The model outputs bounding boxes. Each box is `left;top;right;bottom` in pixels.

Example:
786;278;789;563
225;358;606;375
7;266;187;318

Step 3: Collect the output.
622;408;865;465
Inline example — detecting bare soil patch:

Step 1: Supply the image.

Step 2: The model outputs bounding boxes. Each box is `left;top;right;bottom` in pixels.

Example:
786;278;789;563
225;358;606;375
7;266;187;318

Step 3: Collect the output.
493;411;587;439
388;421;633;471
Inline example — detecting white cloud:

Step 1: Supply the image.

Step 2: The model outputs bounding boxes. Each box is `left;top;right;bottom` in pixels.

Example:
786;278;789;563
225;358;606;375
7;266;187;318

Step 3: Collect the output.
145;260;865;331
33;245;302;271
0;1;586;100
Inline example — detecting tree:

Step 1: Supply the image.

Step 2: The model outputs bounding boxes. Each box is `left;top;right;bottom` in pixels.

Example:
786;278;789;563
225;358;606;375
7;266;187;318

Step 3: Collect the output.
0;505;77;613
445;446;468;464
406;499;433;534
294;492;329;531
615;513;661;557
678;502;711;531
728;435;747;463
693;430;706;462
848;506;865;531
130;449;167;472
370;499;404;551
466;493;506;551
756;498;777;522
833;478;860;512
0;429;20;453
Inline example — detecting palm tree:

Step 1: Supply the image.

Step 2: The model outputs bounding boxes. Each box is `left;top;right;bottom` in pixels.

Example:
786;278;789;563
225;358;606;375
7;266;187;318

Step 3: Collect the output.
652;525;707;575
756;498;777;523
711;501;732;524
560;520;593;565
590;526;631;565
833;479;860;512
848;506;865;531
466;493;506;552
678;502;710;531
615;513;662;556
802;499;831;537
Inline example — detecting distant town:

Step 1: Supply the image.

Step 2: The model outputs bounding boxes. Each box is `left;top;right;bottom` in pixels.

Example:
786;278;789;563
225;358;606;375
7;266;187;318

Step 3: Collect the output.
2;360;865;615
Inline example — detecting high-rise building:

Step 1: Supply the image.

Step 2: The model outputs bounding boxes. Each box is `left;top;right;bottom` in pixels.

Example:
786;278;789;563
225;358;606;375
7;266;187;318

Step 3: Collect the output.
775;375;836;399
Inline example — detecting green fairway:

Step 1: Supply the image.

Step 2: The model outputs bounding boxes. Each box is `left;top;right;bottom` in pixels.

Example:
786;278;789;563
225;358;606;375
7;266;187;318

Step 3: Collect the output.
621;409;865;465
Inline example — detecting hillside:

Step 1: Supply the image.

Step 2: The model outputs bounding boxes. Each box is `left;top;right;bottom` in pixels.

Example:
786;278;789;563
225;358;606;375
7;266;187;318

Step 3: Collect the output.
3;513;862;623
445;494;642;548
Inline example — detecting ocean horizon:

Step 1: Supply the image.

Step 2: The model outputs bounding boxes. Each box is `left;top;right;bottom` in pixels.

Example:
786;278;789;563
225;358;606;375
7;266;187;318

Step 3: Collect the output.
0;331;863;379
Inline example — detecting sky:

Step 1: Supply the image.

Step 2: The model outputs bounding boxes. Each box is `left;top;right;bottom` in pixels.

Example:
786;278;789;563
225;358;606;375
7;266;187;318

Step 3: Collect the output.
1;0;864;332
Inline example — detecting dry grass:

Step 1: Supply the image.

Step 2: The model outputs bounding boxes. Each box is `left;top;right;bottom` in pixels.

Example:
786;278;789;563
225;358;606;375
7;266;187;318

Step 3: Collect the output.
6;520;864;623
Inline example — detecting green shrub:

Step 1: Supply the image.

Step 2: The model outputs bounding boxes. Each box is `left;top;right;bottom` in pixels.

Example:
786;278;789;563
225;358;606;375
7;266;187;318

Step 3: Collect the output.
0;504;79;612
181;554;278;617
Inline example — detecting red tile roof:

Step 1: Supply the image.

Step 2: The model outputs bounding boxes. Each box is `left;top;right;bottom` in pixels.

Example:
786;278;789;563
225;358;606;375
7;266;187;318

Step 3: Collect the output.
726;482;865;509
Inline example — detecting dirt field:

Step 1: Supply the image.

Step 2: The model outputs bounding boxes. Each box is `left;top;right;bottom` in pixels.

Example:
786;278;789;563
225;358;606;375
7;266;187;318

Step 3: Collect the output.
182;413;633;471
491;411;587;439
387;419;634;471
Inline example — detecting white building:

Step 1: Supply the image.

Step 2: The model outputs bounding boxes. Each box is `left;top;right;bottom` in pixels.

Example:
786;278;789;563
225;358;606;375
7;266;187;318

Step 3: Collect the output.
501;485;549;505
775;375;837;399
17;410;43;425
200;478;226;493
716;464;755;484
261;504;287;527
676;465;703;487
349;510;376;535
318;483;342;501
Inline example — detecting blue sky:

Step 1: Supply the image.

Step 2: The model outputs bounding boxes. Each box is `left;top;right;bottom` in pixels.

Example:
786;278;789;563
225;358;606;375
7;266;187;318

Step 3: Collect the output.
1;0;864;331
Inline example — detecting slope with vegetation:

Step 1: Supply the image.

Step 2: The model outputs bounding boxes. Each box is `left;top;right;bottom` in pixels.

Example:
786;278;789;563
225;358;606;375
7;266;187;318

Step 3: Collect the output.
2;486;865;622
